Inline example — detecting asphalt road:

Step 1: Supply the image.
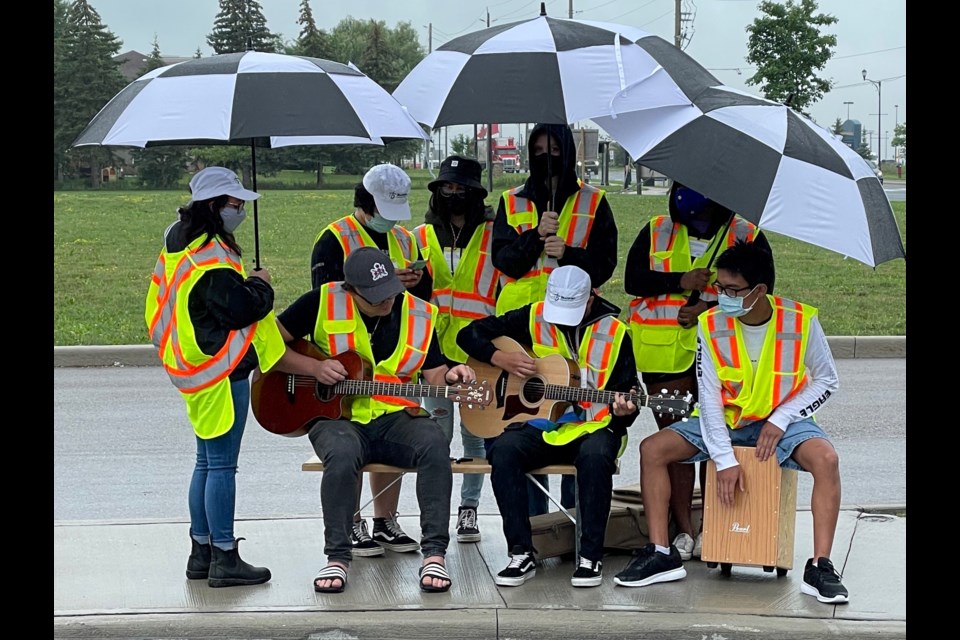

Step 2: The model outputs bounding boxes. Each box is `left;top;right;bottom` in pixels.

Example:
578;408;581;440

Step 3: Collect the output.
54;358;906;523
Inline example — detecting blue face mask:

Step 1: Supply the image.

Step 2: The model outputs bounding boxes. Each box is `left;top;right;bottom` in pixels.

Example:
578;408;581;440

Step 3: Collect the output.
366;212;396;234
717;286;758;318
220;206;246;233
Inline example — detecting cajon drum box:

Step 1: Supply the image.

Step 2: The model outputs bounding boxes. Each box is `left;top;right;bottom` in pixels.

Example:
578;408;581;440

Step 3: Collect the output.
702;446;798;570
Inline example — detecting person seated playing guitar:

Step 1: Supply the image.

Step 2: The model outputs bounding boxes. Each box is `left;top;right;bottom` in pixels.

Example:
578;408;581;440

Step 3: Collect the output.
456;265;641;588
273;246;475;594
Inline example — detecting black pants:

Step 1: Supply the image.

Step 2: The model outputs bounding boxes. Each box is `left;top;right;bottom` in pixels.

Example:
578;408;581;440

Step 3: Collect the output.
488;423;621;561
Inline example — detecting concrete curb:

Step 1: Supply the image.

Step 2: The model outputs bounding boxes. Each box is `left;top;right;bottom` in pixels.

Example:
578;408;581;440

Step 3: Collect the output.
52;337;905;368
53;610;907;640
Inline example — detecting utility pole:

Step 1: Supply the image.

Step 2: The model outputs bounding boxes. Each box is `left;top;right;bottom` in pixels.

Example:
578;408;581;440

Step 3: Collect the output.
428;23;432;53
569;0;574;18
487;7;491;27
675;0;682;48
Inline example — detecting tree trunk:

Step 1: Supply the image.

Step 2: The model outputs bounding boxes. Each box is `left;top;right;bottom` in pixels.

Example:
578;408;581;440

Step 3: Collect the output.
316;161;324;188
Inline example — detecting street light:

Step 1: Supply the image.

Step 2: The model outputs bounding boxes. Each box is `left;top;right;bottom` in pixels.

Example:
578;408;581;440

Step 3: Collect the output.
843;101;854;120
862;69;881;166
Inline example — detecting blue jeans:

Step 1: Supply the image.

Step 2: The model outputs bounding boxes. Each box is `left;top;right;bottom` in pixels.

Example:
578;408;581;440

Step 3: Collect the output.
423;396;486;508
668;416;831;472
188;378;249;549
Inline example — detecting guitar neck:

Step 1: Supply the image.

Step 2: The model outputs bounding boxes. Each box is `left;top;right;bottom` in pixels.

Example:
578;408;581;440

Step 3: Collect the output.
543;385;648;407
332;379;455;399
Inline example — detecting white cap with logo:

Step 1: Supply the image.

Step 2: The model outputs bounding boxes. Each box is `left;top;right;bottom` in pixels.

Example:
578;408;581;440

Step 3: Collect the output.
543;265;592;326
362;163;411;221
189;166;260;202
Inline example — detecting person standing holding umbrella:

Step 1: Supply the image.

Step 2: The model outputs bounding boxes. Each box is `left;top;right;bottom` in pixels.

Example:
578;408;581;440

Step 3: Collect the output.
309;163;429;558
624;181;771;562
145;167;283;587
413;156;499;543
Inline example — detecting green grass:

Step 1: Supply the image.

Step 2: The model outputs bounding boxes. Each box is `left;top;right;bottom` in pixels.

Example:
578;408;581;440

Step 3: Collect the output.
53;186;906;346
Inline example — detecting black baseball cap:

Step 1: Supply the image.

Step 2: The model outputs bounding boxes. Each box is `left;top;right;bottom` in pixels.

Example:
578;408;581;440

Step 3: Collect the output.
343;247;405;304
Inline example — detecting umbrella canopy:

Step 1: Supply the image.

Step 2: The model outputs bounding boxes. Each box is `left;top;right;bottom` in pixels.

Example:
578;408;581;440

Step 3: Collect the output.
594;83;905;268
392;10;689;128
72;51;428;148
72;51;428;267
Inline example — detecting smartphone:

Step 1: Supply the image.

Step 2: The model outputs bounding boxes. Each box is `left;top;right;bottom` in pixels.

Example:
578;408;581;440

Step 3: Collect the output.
407;259;428;271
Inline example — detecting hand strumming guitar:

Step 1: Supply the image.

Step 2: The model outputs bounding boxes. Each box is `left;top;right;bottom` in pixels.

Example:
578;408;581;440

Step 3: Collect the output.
445;364;476;384
491;349;537;378
312;357;348;385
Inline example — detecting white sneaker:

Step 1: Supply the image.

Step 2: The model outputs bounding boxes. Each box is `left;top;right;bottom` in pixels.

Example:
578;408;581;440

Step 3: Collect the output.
692;532;703;559
672;532;695;561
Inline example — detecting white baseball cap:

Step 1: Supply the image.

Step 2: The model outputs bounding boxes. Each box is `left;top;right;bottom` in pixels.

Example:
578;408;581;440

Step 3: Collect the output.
362;163;411;221
543;266;592;326
189;167;260;202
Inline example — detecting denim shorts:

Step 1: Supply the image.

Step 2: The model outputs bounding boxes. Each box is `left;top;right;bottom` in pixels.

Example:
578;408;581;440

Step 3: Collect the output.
667;416;830;472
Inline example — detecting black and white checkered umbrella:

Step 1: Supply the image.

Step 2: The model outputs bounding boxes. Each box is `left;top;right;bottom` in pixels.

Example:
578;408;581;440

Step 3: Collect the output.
72;51;427;148
594;84;905;267
392;10;689;127
72;51;427;266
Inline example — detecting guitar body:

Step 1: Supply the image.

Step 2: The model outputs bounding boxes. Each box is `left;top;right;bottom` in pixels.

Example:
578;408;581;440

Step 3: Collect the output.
250;339;369;437
461;336;580;438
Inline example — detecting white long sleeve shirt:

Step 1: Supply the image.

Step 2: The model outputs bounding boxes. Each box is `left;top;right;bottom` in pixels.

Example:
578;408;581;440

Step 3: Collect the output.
695;314;839;471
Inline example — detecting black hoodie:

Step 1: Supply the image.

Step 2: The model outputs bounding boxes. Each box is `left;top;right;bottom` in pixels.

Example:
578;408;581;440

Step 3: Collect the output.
623;181;772;298
491;123;617;290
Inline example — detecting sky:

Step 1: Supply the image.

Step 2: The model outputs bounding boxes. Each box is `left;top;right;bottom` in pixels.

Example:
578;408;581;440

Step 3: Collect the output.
85;0;907;161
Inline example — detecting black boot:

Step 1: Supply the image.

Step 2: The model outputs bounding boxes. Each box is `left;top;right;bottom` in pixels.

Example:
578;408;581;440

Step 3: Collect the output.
186;536;211;580
208;537;271;588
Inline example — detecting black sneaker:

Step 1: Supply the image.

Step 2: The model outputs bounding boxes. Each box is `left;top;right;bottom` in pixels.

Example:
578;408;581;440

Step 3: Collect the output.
495;546;537;586
350;519;384;557
801;557;850;604
372;516;421;552
571;555;603;587
456;506;481;543
613;543;687;587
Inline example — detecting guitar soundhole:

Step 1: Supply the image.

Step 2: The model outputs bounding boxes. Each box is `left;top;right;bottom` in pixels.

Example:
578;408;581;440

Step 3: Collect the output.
520;376;547;404
316;383;337;403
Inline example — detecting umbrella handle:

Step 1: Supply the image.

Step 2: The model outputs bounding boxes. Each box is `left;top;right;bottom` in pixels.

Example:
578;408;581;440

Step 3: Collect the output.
251;140;261;270
683;211;736;308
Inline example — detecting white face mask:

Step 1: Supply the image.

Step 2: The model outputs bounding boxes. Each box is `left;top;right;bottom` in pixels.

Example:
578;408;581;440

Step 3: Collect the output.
220;205;246;232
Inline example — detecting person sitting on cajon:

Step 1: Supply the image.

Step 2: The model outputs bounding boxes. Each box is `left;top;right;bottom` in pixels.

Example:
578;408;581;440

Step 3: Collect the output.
613;239;849;605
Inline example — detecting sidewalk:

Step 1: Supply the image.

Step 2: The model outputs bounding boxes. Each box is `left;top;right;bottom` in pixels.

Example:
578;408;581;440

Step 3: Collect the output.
54;511;906;639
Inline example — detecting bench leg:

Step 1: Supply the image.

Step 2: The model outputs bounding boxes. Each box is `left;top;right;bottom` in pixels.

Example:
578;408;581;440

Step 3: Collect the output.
354;472;406;518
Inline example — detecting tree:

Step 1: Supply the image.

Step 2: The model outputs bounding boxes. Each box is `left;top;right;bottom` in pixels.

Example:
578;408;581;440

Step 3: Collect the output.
450;134;473;158
891;122;906;159
194;47;203;59
831;118;844;136
744;0;837;115
144;35;165;72
54;0;128;186
855;142;872;160
207;0;277;54
292;0;330;59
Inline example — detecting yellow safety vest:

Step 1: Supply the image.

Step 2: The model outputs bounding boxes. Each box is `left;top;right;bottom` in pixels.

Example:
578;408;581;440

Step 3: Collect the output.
528;302;628;454
496;183;604;314
413;221;502;363
318;214;418;268
629;215;757;374
312;283;438;424
698;295;815;429
145;235;285;439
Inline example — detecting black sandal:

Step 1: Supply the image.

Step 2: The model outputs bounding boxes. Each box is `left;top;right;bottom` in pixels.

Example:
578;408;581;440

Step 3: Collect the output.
418;561;452;593
314;564;348;593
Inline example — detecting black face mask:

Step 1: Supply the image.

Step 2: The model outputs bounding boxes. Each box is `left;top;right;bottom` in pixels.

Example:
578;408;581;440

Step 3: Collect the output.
530;152;557;178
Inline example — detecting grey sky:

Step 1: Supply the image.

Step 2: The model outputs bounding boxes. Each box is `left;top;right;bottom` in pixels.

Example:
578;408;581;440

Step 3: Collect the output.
88;0;906;160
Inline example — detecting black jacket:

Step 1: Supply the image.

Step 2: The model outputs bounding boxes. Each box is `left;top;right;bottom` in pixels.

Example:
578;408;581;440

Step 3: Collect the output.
491;123;617;290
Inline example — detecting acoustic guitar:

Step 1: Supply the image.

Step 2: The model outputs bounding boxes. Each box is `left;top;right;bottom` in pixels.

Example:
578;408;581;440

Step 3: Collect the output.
251;338;492;437
460;336;693;438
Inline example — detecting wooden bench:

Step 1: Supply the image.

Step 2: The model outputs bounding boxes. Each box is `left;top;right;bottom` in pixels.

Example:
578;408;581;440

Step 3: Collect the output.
302;455;620;557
